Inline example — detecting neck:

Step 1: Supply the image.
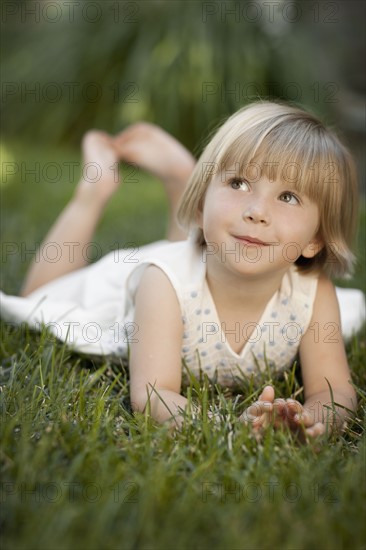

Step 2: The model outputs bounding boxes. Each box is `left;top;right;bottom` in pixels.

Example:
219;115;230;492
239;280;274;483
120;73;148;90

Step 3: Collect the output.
205;259;289;312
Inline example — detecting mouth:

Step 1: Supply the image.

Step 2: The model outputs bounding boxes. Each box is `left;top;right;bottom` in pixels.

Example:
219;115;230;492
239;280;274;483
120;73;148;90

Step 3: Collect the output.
232;235;270;246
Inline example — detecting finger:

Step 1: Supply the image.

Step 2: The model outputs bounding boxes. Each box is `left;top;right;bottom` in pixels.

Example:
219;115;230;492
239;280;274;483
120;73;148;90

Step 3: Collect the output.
293;407;316;428
240;405;273;428
259;385;275;403
278;398;301;414
305;422;326;438
285;400;304;422
273;398;287;415
240;411;263;427
247;411;272;431
246;400;273;418
260;410;274;428
286;399;302;413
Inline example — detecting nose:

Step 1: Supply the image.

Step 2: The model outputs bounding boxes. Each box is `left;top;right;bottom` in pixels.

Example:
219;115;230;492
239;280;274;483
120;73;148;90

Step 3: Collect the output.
242;202;269;224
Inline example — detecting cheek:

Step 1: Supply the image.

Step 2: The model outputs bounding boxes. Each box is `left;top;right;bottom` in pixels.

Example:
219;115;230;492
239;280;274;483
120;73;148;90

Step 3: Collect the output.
207;189;234;216
277;207;319;244
301;208;321;240
303;201;320;226
203;199;233;233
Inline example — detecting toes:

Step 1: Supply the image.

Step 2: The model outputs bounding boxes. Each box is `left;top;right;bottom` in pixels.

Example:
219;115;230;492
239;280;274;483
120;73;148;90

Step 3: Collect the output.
82;129;109;143
113;122;158;143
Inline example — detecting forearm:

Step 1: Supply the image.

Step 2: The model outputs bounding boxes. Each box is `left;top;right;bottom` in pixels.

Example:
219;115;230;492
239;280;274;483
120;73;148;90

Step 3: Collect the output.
304;390;357;432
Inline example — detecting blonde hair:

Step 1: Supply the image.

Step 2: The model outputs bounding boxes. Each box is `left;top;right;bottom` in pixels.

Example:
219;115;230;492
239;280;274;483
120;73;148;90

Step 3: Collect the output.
177;100;358;278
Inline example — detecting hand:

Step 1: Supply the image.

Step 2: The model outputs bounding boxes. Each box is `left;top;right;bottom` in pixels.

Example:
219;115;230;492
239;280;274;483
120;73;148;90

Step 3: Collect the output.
275;399;326;440
240;385;326;442
239;385;275;438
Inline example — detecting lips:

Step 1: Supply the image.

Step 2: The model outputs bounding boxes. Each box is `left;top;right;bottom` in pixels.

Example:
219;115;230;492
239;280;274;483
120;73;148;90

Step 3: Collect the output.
232;235;269;246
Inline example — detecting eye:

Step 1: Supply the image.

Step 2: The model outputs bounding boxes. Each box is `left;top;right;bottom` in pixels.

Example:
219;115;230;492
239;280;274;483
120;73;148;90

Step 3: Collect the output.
279;191;300;205
229;178;250;191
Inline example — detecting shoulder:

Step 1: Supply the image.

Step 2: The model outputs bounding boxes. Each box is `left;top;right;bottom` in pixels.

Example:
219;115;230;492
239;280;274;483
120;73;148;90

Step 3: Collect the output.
126;238;204;302
312;274;339;316
278;266;320;326
136;263;180;301
301;273;342;343
286;264;319;296
135;265;183;328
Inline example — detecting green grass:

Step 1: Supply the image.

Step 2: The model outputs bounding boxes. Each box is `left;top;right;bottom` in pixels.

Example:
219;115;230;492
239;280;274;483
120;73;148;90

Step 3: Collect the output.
1;141;366;550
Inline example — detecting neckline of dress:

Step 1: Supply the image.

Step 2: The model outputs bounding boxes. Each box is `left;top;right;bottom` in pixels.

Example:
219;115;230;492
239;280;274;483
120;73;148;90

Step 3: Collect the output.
202;276;282;359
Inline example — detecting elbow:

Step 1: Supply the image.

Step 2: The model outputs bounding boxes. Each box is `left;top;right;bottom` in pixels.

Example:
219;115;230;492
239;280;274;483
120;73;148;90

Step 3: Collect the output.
342;384;358;413
349;391;358;413
130;384;160;413
130;389;148;413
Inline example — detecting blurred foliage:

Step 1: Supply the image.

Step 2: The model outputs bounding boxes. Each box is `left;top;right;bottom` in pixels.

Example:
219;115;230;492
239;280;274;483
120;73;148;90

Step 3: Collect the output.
1;0;364;155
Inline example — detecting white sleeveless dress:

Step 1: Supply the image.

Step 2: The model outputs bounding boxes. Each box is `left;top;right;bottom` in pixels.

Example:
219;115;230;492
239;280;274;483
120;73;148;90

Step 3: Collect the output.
1;236;364;388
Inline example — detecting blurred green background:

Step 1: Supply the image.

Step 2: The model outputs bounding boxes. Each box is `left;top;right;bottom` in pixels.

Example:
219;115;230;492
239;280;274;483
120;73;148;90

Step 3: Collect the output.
1;0;365;159
1;0;365;294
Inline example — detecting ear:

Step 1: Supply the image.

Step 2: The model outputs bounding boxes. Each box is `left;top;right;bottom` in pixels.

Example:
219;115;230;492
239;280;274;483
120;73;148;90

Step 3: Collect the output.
301;234;324;258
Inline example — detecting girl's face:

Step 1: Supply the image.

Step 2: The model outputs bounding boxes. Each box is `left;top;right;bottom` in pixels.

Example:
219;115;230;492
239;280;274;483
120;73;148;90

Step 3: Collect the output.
197;169;323;281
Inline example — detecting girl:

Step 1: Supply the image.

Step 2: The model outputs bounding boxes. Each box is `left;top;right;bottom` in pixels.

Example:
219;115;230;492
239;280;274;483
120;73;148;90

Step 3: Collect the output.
1;101;364;439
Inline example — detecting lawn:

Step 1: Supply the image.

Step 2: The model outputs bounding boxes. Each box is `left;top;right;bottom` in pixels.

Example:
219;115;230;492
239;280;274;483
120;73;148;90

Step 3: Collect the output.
1;140;366;550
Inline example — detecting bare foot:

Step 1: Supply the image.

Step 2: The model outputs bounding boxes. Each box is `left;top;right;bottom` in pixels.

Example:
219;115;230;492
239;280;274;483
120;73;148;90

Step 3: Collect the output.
112;123;196;199
74;130;121;208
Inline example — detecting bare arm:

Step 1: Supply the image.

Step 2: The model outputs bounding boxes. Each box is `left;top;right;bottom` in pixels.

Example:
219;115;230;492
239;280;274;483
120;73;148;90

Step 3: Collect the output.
299;276;357;434
240;277;357;440
129;265;188;427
